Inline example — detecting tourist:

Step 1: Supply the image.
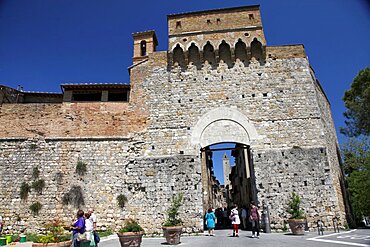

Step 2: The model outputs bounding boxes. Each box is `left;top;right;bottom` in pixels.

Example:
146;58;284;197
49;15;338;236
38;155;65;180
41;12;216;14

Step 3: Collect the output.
249;201;260;239
85;212;95;246
0;214;3;234
205;208;216;236
71;209;86;247
221;206;228;229
230;205;240;237
241;206;248;230
88;208;99;246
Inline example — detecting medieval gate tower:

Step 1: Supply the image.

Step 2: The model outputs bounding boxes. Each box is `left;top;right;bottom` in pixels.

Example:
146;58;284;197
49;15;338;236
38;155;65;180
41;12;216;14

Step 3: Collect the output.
0;6;349;233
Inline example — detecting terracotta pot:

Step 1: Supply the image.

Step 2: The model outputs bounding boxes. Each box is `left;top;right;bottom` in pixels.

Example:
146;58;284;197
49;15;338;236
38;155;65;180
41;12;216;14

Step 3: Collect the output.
32;240;72;247
287;219;305;235
162;226;182;245
117;232;144;247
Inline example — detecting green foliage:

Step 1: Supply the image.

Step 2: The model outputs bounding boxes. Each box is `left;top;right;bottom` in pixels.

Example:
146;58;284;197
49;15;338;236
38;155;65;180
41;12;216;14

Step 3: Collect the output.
341;67;370;137
32;166;40;180
29;220;71;243
32;179;45;194
11;235;20;242
30;201;42;215
76;161;87;176
119;219;144;233
163;193;183;227
20;182;31;200
117;194;128;208
29;143;37;150
342;138;370;223
96;229;113;238
62;185;85;208
287;192;305;219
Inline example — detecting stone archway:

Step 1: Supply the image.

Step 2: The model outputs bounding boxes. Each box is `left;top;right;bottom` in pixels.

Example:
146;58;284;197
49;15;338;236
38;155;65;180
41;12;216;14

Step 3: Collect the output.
191;107;260;149
191;107;260;213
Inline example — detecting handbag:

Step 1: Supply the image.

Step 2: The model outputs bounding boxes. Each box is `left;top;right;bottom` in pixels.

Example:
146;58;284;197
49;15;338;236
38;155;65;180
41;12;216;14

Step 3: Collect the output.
93;232;100;244
77;232;87;241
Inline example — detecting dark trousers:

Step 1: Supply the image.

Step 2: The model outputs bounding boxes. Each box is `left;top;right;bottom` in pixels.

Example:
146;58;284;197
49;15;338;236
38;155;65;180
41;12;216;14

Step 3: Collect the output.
252;220;260;236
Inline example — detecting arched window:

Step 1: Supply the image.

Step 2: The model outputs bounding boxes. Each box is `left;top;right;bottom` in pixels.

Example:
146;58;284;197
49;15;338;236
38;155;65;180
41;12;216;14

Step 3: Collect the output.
173;44;186;67
203;42;216;66
219;40;232;67
140;40;147;56
188;43;201;68
235;39;247;63
251;38;263;61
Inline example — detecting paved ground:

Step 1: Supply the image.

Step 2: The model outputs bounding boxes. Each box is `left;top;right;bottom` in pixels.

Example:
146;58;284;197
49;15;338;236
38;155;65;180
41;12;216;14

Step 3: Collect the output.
100;229;370;247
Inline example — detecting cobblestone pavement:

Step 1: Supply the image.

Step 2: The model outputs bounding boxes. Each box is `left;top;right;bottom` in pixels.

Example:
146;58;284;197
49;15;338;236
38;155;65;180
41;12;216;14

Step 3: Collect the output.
100;229;370;247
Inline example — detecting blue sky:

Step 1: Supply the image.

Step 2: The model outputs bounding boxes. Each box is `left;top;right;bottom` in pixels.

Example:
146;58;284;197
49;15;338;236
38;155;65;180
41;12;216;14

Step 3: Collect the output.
0;0;369;183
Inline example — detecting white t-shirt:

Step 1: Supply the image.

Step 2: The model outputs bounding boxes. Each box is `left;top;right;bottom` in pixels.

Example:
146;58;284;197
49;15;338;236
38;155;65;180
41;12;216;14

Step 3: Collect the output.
231;208;240;225
86;218;94;232
90;213;97;225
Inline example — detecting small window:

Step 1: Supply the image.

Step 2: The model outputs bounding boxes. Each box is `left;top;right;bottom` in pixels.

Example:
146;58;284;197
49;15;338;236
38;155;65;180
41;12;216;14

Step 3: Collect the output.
176;21;181;28
249;14;254;20
108;91;128;102
207;19;211;24
140;40;147;56
72;91;102;101
217;18;221;24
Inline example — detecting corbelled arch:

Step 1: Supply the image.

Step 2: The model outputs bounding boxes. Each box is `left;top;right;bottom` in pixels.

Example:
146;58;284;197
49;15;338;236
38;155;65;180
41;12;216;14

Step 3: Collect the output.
191;107;260;148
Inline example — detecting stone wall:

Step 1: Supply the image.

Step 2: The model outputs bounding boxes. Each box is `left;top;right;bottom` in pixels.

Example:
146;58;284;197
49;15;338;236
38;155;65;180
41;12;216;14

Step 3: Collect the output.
0;138;203;234
253;147;340;230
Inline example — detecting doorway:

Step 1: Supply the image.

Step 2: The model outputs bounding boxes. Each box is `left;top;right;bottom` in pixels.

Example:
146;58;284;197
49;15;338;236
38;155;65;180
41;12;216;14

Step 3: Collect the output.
200;142;257;216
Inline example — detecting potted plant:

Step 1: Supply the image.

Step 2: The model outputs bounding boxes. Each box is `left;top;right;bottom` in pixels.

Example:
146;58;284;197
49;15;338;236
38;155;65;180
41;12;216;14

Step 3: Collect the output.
31;220;72;247
286;192;306;235
117;219;144;247
162;193;183;245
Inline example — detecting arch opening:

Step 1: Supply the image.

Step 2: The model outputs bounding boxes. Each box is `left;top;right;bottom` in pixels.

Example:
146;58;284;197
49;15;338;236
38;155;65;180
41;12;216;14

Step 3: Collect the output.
200;142;257;230
235;39;247;64
140;40;147;56
251;38;263;62
188;43;201;68
203;42;216;66
173;44;186;67
219;41;232;68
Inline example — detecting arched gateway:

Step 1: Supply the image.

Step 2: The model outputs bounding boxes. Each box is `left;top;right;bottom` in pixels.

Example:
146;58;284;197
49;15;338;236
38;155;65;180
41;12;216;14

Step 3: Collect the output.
191;107;261;212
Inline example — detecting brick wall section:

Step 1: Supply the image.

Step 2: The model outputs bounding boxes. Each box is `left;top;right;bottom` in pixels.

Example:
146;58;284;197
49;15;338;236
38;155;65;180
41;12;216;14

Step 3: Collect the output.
168;6;263;37
0;102;148;138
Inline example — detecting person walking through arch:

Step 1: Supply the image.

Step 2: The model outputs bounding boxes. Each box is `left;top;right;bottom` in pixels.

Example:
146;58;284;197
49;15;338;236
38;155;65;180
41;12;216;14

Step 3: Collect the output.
205;207;216;236
230;205;240;237
249;201;260;239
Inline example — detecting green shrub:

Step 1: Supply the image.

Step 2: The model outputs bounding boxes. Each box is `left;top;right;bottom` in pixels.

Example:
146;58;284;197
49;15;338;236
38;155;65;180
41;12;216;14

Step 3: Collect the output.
28;220;71;243
62;185;85;208
163;193;183;227
32;166;40;180
119;220;144;233
20;182;31;200
29;143;37;150
117;194;128;208
76;161;87;176
30;201;42;215
32;179;45;194
287;192;305;219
